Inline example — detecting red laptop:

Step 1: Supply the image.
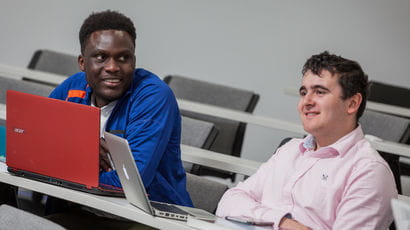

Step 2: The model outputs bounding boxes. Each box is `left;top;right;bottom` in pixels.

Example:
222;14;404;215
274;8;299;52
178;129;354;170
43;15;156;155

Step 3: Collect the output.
6;90;123;196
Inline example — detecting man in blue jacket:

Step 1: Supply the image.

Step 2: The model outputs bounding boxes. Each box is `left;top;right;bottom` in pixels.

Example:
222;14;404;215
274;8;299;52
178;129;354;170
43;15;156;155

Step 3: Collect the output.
49;10;192;207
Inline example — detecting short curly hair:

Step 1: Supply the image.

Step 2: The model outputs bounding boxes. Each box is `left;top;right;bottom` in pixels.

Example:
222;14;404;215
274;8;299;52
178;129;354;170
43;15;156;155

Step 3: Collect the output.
79;10;136;53
302;51;369;120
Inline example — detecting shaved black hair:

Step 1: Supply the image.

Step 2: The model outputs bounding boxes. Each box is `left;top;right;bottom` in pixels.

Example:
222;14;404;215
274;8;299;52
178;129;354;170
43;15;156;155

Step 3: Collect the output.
79;10;136;53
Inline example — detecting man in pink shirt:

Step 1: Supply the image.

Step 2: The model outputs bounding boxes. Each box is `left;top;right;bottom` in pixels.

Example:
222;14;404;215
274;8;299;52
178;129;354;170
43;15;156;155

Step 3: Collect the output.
216;51;398;230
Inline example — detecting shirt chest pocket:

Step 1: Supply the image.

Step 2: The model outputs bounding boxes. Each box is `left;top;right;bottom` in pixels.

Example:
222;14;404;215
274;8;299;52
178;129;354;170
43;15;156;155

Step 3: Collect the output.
293;172;343;219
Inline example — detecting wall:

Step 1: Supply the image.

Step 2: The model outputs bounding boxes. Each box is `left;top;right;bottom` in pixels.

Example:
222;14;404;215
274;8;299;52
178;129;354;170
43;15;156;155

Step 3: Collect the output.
1;0;409;162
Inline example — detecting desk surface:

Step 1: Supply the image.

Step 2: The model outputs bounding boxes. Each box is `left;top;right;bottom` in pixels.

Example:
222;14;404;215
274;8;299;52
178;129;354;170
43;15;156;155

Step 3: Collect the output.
0;103;5;120
0;162;192;230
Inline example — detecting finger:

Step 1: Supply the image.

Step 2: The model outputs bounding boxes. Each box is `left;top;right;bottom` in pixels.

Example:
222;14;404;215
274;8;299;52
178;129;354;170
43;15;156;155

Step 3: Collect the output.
100;137;109;153
99;150;112;171
100;158;112;172
99;151;111;166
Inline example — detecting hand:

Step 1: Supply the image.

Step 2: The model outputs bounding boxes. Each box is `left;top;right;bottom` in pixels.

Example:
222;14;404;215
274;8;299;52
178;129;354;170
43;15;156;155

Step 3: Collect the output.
279;217;312;230
99;137;112;172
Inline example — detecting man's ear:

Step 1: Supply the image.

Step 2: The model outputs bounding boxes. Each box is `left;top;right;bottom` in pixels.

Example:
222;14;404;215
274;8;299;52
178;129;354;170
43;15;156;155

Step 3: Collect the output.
347;93;362;115
78;55;85;72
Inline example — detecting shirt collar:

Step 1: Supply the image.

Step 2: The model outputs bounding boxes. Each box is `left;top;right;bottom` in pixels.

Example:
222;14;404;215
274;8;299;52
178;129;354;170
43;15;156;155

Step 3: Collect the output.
90;93;118;110
299;124;365;158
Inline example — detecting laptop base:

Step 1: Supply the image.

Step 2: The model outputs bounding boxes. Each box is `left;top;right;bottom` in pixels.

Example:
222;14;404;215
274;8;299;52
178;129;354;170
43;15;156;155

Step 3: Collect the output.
151;201;189;221
8;167;125;197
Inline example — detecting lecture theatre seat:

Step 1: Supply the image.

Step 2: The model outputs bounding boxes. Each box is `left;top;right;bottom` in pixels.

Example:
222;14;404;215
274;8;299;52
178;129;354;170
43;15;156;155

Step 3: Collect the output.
360;109;410;194
0;204;65;230
25;49;79;86
0;75;54;126
180;116;219;172
164;75;259;181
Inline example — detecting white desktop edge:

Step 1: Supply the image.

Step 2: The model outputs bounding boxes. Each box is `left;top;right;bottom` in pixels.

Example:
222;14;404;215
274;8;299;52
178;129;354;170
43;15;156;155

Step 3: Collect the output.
0;63;65;85
0;163;191;230
0;103;5;120
177;99;306;135
181;144;261;176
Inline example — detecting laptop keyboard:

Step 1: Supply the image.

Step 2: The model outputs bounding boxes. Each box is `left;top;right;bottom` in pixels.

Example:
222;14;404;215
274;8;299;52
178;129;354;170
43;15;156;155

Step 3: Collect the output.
150;201;189;215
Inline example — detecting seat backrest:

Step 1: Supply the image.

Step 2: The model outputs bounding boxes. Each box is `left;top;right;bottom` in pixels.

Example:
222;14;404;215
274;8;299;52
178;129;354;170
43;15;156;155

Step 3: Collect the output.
0;76;54;127
0;204;65;230
360;109;410;143
181;116;218;173
181;116;218;149
25;49;79;86
185;173;228;214
0;76;54;104
164;75;259;158
360;109;410;194
368;81;410;109
28;49;79;76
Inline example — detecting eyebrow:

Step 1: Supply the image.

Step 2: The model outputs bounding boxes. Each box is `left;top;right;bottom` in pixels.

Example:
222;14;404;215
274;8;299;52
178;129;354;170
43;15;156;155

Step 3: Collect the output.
311;85;330;92
299;85;330;93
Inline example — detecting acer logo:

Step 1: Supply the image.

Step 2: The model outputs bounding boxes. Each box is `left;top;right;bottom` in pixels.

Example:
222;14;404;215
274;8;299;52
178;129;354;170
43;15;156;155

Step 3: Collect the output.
13;128;25;134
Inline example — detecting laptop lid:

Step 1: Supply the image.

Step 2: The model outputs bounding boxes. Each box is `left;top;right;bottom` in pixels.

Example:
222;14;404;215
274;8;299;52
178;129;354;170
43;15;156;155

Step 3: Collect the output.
104;132;216;221
103;132;154;214
6;90;100;190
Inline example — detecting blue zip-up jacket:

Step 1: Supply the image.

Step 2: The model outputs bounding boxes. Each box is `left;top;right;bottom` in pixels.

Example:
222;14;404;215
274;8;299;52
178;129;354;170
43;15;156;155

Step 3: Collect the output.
49;68;193;206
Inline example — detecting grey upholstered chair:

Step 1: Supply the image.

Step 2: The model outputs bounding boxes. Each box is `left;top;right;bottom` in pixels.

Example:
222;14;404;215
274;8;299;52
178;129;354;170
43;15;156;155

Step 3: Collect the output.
0;204;65;230
181;116;218;149
0;76;55;126
25;49;79;86
164;75;259;180
185;173;228;214
368;81;410;109
366;81;410;196
181;116;218;172
360;109;410;194
360;110;410;143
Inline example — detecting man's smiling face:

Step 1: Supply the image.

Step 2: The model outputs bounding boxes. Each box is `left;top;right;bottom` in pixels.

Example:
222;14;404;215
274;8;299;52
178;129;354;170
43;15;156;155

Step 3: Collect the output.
79;29;136;107
298;69;352;140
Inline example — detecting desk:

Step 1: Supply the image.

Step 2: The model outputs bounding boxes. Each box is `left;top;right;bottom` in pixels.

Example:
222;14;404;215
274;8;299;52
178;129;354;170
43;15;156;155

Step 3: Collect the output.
0;162;192;230
0;103;5;120
178;99;305;135
181;144;261;176
0;63;65;85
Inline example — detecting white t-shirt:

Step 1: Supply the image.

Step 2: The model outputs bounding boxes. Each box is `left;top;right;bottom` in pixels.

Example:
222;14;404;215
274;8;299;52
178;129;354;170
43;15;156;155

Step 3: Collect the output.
91;95;118;137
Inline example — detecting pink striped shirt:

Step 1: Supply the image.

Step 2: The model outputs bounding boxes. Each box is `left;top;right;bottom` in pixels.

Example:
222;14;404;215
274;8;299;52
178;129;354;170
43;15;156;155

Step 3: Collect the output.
216;126;397;230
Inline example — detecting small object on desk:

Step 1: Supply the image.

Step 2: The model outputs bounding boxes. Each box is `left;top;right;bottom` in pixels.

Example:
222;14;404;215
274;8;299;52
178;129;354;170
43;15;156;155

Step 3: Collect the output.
225;216;274;226
391;198;410;230
0;162;7;172
187;216;272;230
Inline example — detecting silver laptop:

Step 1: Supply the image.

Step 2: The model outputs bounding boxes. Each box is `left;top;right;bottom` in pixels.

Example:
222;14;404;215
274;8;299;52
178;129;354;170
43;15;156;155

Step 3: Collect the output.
104;132;215;221
391;198;410;230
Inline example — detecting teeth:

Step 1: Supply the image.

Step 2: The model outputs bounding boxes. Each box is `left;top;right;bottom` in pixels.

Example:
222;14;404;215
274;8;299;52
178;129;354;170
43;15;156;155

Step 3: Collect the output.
105;79;120;83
